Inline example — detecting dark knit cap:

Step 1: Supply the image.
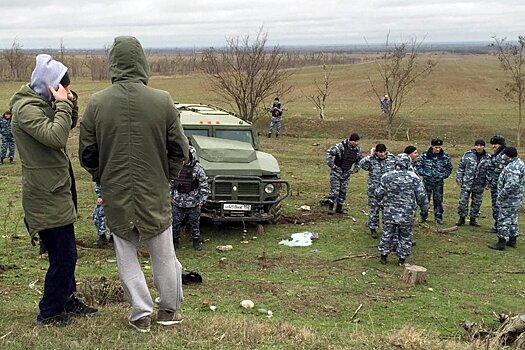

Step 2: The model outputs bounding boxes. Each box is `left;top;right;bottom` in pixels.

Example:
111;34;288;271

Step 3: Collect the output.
60;71;70;86
349;133;360;141
404;145;417;155
474;139;486;146
431;138;443;146
490;135;506;146
375;144;387;152
503;146;518;158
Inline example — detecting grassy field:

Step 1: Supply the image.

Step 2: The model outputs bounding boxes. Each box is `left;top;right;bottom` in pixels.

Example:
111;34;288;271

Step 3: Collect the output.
0;54;524;349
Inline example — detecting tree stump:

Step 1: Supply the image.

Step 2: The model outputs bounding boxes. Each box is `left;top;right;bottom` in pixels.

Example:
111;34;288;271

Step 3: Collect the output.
401;265;428;285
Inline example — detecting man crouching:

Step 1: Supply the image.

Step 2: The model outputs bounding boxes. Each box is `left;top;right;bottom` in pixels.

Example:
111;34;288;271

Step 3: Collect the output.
375;154;429;265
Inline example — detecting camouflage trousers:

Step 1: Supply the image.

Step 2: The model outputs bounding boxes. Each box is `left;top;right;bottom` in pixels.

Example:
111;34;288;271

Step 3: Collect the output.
1;135;15;159
378;223;413;259
172;206;201;242
457;187;484;218
490;187;500;228
92;204;109;237
367;194;383;230
327;169;351;205
497;206;519;240
422;180;444;221
268;117;282;136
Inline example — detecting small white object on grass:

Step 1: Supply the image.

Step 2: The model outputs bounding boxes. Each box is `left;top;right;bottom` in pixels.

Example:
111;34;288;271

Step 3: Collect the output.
240;300;255;309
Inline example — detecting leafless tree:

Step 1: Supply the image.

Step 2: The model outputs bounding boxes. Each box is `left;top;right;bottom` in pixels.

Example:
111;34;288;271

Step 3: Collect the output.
2;39;31;81
85;44;110;81
368;33;437;140
303;60;333;119
201;28;293;122
492;35;525;147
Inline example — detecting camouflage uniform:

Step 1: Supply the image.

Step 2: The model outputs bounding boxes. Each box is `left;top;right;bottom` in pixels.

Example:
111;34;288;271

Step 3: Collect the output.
380;96;391;115
325;140;363;206
92;183;111;238
487;145;506;228
171;148;209;247
358;152;396;230
267;100;284;137
416;148;452;222
456;149;490;219
376;154;429;260
0;114;15;162
496;156;525;240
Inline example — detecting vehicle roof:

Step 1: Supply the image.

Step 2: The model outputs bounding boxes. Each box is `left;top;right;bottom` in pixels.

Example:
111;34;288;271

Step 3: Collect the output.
175;103;252;127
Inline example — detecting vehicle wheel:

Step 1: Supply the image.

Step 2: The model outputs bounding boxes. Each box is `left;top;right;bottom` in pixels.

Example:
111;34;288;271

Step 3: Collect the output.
267;202;282;225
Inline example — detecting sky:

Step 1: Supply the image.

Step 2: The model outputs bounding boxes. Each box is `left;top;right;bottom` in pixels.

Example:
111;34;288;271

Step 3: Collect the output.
0;0;523;49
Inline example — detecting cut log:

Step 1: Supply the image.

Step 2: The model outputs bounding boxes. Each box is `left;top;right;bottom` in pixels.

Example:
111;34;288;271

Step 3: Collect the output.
401;265;428;285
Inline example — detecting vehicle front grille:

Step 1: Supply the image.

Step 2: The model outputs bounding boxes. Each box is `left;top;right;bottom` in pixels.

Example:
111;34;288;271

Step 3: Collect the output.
214;181;260;202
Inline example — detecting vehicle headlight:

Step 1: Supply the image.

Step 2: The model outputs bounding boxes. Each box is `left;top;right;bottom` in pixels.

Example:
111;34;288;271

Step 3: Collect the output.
264;184;275;194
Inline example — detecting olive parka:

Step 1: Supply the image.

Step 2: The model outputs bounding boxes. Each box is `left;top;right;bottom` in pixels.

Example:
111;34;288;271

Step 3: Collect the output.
79;36;189;241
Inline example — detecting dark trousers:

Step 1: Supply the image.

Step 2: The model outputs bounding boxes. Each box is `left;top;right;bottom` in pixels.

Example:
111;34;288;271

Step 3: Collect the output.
38;223;77;318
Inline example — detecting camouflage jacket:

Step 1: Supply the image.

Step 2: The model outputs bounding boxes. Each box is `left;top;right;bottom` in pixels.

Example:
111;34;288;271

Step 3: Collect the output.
171;162;209;208
487;146;506;188
375;154;429;225
358;152;397;195
455;149;490;190
326;140;363;173
0;116;12;136
94;183;103;198
415;148;453;182
497;157;525;207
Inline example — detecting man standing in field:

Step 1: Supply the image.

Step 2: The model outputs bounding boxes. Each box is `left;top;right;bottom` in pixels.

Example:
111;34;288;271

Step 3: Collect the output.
358;144;396;239
488;147;525;250
325;133;363;215
486;135;507;233
267;97;284;138
79;36;189;332
455;139;491;227
415;138;453;224
403;145;419;172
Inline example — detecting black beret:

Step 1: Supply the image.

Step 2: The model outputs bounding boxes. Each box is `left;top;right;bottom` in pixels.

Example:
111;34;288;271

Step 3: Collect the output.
431;138;443;146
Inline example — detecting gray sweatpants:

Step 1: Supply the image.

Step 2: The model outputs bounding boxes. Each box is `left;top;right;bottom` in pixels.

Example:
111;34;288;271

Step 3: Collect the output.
113;226;183;322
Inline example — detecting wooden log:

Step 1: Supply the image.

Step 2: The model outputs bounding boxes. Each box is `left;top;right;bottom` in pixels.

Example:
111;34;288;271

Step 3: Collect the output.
401;265;428;285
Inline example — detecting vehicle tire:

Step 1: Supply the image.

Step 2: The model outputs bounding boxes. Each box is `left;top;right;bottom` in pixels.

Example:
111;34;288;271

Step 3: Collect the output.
267;202;282;225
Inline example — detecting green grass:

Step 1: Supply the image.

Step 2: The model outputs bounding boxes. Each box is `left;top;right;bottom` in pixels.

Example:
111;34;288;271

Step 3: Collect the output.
0;54;523;349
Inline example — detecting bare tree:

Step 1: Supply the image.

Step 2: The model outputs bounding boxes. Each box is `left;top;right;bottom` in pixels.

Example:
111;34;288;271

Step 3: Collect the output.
492;35;525;147
368;34;437;140
303;60;333;119
201;28;293;122
2;39;31;81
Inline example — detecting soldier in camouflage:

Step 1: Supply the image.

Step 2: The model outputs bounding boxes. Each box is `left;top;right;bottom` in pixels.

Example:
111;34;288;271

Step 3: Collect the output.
325;133;363;215
455;139;491;227
415;138;453;224
171;146;209;251
92;183;113;247
403;145;419;173
375;153;429;265
358;144;396;238
267;97;284;138
488;147;525;250
486;135;507;233
0;110;15;164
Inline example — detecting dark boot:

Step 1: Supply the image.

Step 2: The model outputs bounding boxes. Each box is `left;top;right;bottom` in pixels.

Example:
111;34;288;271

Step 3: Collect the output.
335;203;347;214
370;228;378;239
327;203;334;215
9;157;13;163
192;239;202;251
455;217;465;226
469;217;481;227
488;237;506;250
0;158;4;164
507;236;517;248
276;134;279;138
398;258;406;266
380;255;387;265
267;133;271;138
94;235;107;247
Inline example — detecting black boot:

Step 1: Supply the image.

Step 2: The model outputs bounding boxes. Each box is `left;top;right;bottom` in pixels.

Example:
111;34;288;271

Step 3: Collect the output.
192;239;202;251
9;157;13;163
94;235;108;247
507;236;517;248
380;255;387;265
267;133;271;138
0;158;4;164
455;217;465;226
469;217;481;227
370;228;378;239
488;237;506;250
398;258;406;266
335;203;347;214
327;203;334;215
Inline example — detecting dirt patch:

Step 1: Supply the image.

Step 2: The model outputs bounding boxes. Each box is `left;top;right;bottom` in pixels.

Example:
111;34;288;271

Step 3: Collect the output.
76;276;125;306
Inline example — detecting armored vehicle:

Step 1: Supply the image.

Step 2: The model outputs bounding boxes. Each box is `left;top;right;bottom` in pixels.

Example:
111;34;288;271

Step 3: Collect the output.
175;103;290;223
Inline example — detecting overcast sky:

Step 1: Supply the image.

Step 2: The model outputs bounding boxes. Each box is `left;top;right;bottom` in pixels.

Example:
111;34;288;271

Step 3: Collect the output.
0;0;523;49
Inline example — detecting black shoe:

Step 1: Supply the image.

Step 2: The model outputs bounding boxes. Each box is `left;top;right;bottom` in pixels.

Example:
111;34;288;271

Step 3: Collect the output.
456;217;465;226
319;198;329;206
435;219;443;225
507;236;517;248
335;204;347;214
94;235;107;247
0;158;3;164
398;258;406;266
488;237;507;250
370;228;378;239
327;203;334;215
192;239;202;251
276;134;280;138
267;133;271;138
65;296;98;317
108;235;114;244
37;312;75;326
9;157;13;163
380;255;387;265
469;218;481;227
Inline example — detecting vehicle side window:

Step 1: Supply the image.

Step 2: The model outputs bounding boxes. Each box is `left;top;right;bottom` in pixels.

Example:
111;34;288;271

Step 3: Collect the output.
184;129;209;138
216;129;254;146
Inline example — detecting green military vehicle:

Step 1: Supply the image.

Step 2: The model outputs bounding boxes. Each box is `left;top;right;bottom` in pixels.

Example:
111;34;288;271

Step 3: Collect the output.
175;103;290;223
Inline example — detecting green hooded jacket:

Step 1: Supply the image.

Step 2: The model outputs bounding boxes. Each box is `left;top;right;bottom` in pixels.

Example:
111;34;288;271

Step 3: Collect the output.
9;85;76;237
79;36;189;241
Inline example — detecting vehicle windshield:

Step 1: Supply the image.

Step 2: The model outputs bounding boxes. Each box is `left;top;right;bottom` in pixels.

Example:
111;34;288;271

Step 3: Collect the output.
184;129;209;138
215;129;254;146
